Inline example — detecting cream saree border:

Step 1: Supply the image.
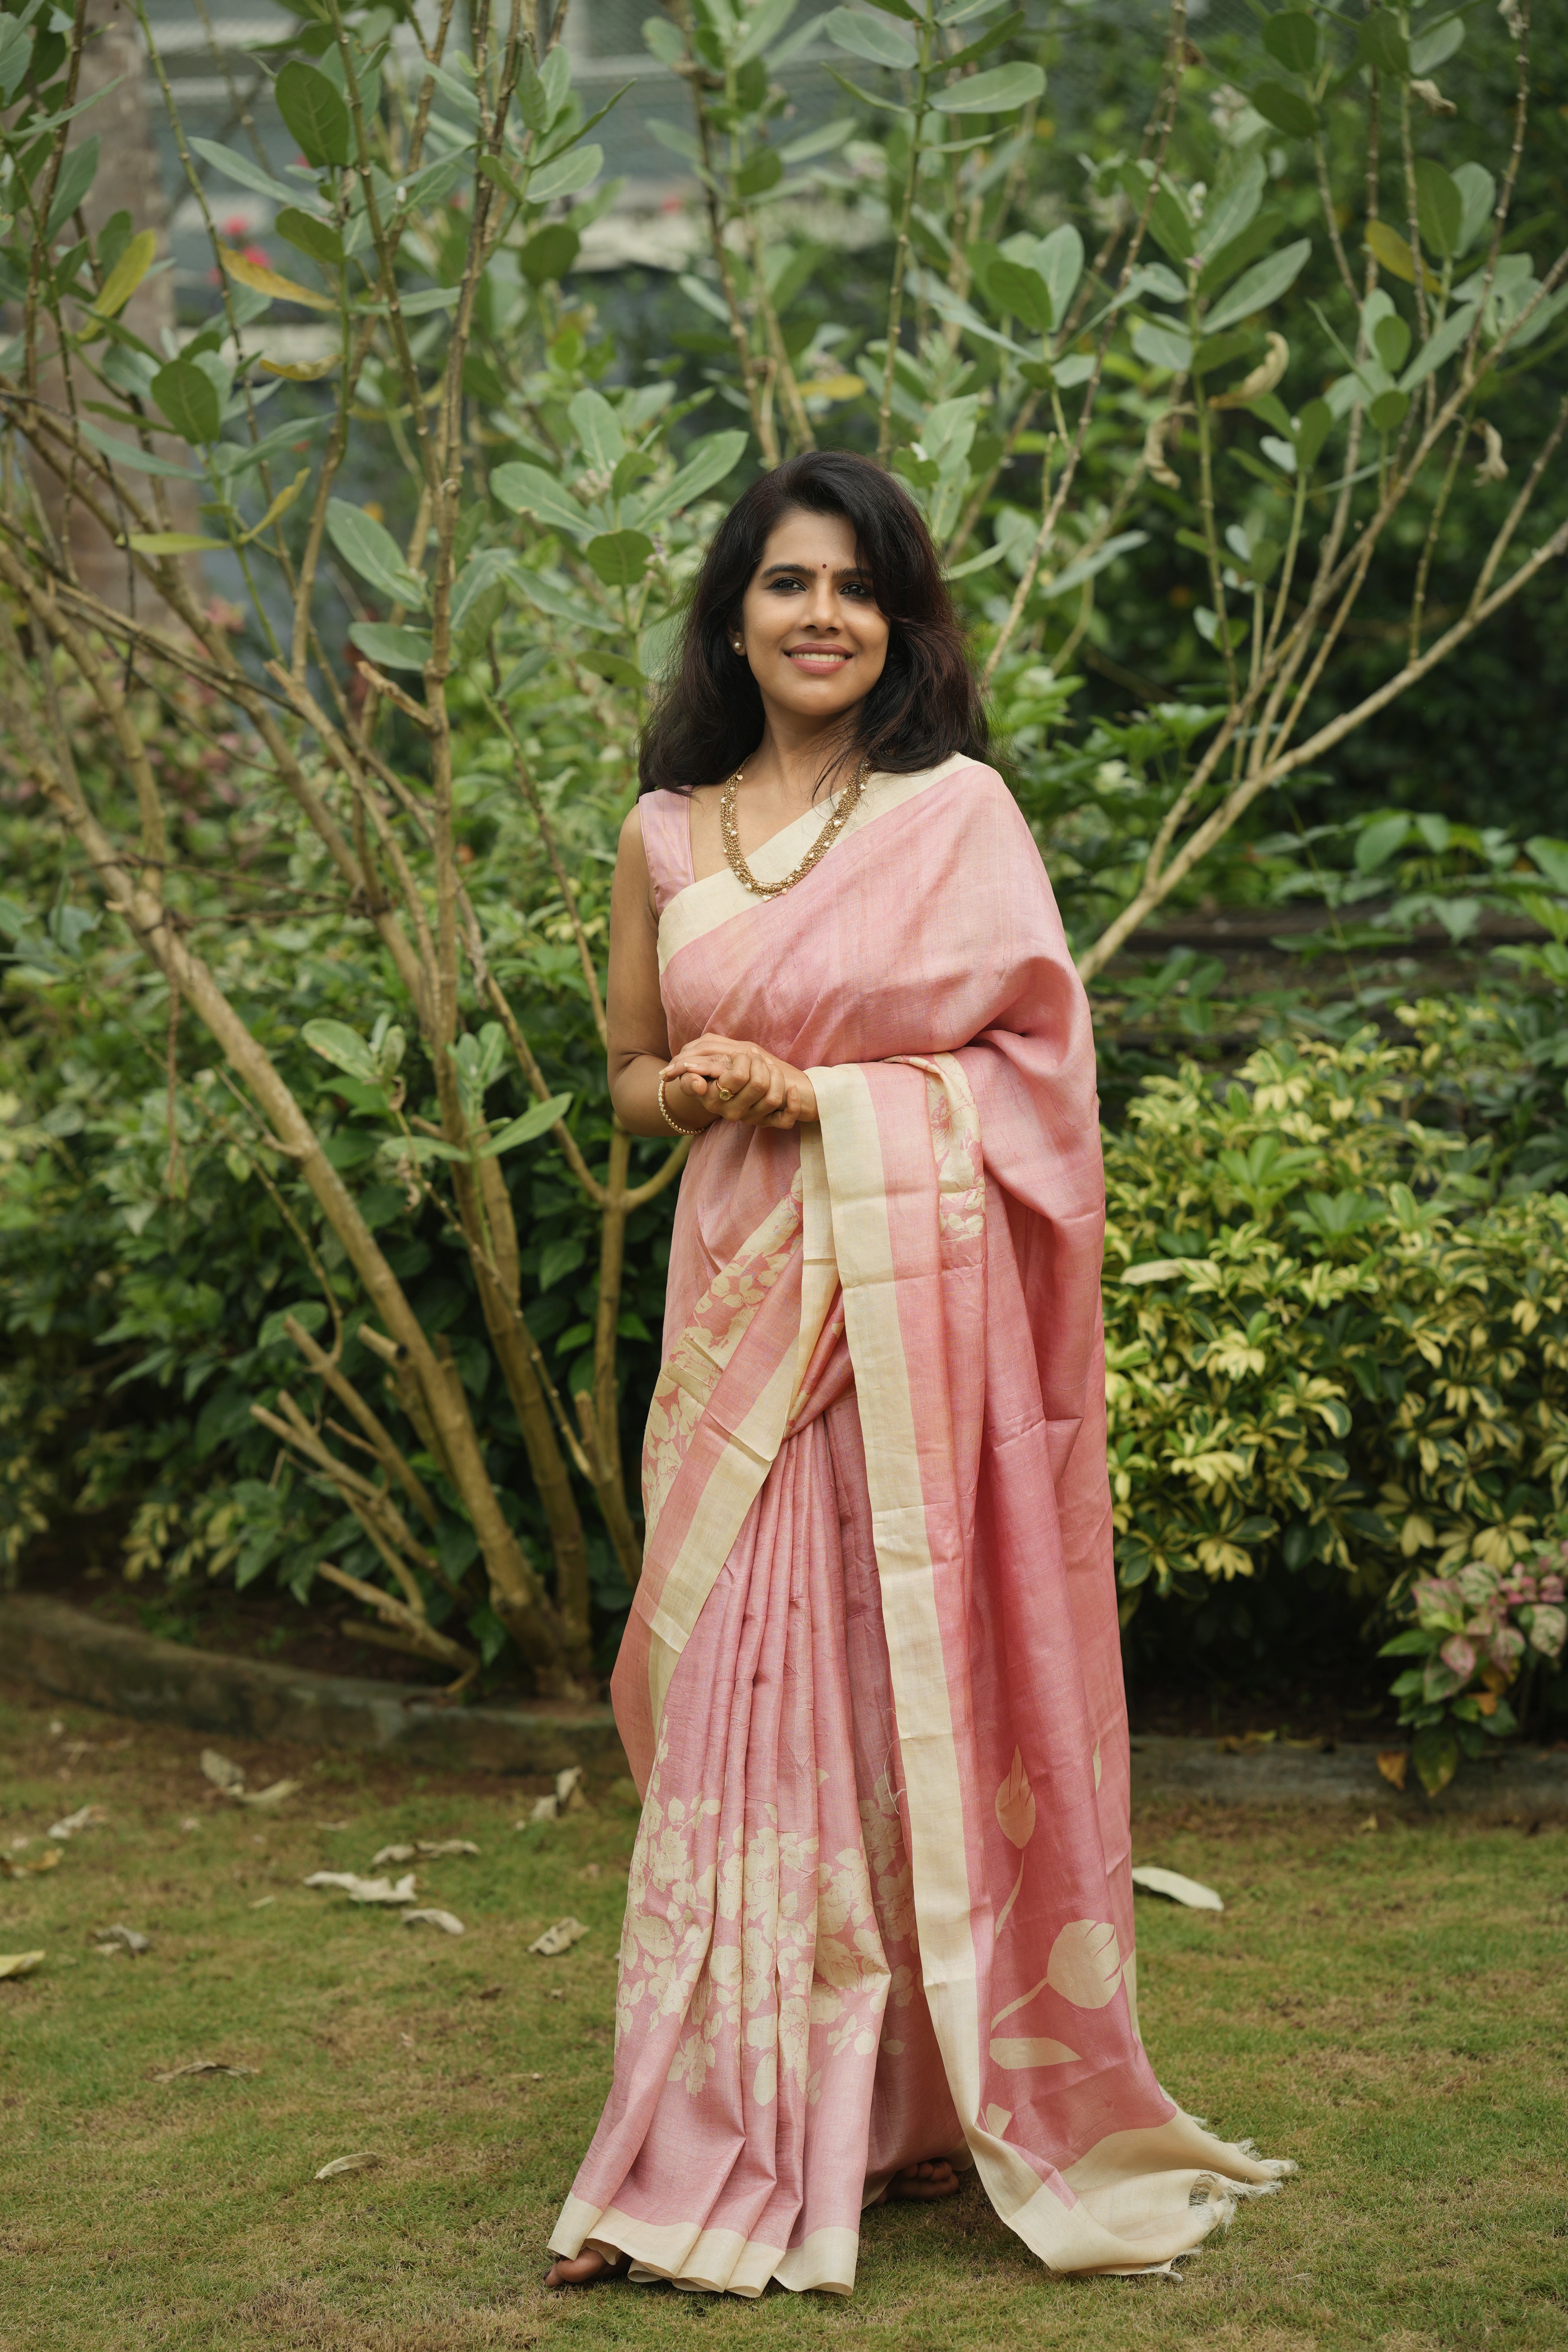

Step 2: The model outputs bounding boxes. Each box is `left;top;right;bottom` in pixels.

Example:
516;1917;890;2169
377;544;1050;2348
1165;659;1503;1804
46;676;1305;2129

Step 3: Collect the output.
809;1058;1290;2275
656;752;974;973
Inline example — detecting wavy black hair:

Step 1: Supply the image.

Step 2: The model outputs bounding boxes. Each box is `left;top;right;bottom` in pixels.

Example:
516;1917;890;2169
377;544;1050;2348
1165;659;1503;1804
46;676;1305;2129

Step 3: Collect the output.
638;449;988;797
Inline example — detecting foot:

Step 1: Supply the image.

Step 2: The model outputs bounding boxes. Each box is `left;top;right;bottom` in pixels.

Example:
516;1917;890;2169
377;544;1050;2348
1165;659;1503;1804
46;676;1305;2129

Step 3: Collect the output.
876;2158;962;2204
544;2248;631;2288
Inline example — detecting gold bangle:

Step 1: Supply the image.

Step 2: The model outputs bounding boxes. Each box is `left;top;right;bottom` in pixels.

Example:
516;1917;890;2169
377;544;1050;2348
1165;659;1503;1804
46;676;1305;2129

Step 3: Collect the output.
657;1075;704;1136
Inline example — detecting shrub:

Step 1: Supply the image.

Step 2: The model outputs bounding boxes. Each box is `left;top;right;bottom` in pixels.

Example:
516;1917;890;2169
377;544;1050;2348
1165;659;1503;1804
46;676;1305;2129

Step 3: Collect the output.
1379;1546;1568;1794
1104;1024;1568;1632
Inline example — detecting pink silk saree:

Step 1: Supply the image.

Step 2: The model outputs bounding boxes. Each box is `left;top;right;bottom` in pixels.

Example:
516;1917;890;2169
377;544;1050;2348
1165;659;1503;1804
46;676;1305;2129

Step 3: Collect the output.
549;754;1288;2295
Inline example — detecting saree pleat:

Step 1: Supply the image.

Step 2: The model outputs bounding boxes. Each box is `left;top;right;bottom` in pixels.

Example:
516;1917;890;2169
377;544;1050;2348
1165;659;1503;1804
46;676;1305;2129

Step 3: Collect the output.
550;758;1291;2293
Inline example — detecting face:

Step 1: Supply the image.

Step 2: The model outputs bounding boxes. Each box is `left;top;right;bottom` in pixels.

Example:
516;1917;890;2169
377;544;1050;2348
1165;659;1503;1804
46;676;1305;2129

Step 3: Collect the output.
733;509;890;729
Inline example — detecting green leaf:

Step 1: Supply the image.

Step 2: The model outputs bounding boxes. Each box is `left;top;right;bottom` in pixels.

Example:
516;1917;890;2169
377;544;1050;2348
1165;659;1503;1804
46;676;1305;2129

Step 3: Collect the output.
1355;814;1409;873
823;6;915;68
1203;238;1311;334
150;358;221;445
46;136;99;240
76;418;200;479
325;499;428;608
929;62;1045;114
1261;10;1318;76
492;461;592;539
1411;17;1465;75
348;622;431;671
1192;326;1258;377
1379;1629;1434;1657
1041;531;1148;602
189;137;299;209
518;224;579;285
738;0;804;55
735;146;783;199
1411;1723;1459;1797
1195;150;1266;265
479;1093;573;1157
509;566;612;633
1368;386;1409;434
529;144;603;204
302;1019;380;1082
1364;218;1425;287
642;13;686;68
0;14;32;103
988;257;1052;334
585;529;653;587
274;206;344;268
1414;158;1463;260
1452;162;1495;258
1036;222;1083;328
539;1236;587;1290
1295;397;1332;471
1131;318;1192;373
127;531;224;555
578;650;646;690
275;59;353;170
1525;836;1568;893
1249;80;1316;139
638;428;749;527
1373;312;1411;375
569;388;626;474
1357;13;1410;78
476;152;525;206
91;229;156;319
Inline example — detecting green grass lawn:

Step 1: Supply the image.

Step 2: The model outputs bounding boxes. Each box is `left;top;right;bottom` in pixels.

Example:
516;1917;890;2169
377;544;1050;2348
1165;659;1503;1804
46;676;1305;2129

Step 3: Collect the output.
1;1678;1565;2352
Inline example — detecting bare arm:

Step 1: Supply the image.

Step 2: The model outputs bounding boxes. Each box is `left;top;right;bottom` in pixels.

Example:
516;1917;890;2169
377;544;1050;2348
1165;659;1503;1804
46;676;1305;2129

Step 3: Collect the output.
606;805;817;1135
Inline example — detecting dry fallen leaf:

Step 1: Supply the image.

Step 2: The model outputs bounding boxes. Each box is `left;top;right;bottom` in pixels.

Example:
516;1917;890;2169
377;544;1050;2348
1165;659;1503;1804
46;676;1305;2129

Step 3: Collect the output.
528;1917;588;1958
0;1848;61;1881
201;1750;247;1794
314;2151;381;2180
524;1795;559;1825
48;1803;105;1841
151;2059;258;2082
233;1780;300;1810
373;1837;481;1863
304;1870;417;1906
401;1908;465;1936
92;1924;152;1956
1130;1865;1224;1913
0;1952;45;1981
555;1767;589;1814
1376;1749;1410;1792
249;1896;276;1910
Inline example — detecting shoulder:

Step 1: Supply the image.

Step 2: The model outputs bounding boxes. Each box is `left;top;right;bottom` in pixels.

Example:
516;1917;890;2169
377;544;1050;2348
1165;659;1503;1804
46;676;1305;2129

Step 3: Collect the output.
930;756;1033;837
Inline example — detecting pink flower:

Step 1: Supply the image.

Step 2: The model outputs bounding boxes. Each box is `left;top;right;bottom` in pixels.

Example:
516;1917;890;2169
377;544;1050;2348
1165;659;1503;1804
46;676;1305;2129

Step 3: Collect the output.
1439;1634;1476;1681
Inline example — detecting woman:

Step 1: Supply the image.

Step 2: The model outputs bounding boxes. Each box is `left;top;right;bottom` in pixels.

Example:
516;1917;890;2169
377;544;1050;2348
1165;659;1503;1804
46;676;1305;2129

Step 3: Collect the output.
545;451;1287;2297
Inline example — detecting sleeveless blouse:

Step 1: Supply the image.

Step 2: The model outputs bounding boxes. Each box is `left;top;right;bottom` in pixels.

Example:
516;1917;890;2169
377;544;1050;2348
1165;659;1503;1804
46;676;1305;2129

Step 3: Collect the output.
638;789;695;918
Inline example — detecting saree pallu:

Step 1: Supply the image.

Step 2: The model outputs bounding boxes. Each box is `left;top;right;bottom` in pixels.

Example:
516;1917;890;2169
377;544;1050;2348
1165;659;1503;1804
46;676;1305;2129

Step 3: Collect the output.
549;756;1289;2295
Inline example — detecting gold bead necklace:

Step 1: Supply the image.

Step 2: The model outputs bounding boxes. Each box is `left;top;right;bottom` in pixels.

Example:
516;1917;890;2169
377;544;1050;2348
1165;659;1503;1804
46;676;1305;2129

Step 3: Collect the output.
719;757;869;900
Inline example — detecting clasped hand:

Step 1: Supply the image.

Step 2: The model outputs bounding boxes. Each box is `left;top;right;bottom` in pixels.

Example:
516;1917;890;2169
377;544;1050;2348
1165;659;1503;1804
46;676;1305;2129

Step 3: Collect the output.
662;1033;817;1130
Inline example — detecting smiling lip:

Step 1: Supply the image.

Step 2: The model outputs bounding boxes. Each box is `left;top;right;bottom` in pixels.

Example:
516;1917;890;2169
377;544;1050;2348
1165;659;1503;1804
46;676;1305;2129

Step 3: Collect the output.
786;646;851;671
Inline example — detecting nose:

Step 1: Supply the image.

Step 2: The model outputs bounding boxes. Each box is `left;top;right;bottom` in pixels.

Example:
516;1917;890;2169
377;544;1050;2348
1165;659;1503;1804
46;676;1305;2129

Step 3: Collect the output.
802;575;844;631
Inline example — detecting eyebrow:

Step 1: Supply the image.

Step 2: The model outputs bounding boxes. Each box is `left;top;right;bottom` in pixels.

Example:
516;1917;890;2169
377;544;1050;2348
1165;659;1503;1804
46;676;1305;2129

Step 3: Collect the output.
759;562;872;582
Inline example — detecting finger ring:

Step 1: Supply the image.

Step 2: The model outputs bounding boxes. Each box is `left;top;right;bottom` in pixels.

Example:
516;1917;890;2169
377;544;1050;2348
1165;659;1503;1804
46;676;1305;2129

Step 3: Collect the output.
716;1086;734;1102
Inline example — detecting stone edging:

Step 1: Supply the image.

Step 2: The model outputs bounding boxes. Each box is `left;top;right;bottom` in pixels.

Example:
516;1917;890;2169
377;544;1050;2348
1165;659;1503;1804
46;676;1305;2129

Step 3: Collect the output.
3;1596;1566;1813
0;1595;625;1778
